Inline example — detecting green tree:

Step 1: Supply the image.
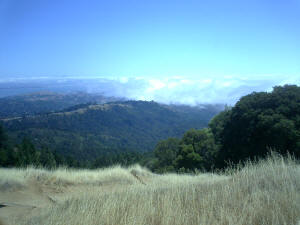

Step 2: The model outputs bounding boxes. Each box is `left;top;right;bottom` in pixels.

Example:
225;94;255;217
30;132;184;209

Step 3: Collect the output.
16;138;39;166
174;128;218;171
216;85;300;167
0;125;16;166
38;148;57;168
209;109;231;145
154;137;180;172
0;124;8;149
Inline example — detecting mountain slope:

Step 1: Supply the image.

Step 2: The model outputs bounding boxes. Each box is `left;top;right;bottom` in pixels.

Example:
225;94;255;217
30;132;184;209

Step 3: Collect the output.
3;101;222;160
0;92;122;119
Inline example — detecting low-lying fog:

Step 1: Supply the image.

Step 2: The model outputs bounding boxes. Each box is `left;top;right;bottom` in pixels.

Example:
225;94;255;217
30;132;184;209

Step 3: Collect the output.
0;75;299;105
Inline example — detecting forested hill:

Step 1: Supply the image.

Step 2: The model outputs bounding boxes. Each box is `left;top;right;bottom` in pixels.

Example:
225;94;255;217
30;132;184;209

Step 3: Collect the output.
0;92;122;119
2;101;222;160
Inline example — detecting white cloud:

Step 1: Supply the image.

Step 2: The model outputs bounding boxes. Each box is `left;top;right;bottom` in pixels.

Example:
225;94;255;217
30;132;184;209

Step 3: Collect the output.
167;82;178;89
98;75;298;105
147;79;166;92
180;79;193;84
1;75;299;105
119;77;129;83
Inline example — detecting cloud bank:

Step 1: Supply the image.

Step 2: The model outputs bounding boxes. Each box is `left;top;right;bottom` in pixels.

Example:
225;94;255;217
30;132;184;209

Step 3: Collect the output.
83;75;299;105
0;75;299;105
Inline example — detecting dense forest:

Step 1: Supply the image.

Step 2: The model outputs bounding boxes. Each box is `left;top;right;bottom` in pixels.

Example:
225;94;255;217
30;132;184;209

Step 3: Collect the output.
2;101;221;160
0;124;154;168
0;85;299;172
0;126;74;168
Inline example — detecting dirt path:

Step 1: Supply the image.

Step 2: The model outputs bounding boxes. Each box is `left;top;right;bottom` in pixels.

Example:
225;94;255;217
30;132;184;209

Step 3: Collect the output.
0;181;60;224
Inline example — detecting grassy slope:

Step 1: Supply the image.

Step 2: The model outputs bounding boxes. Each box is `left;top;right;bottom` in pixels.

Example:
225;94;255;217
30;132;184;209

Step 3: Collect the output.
0;155;300;225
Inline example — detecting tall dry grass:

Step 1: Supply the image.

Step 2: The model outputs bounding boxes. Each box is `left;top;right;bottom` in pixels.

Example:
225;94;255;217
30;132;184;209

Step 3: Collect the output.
0;165;151;191
2;155;300;225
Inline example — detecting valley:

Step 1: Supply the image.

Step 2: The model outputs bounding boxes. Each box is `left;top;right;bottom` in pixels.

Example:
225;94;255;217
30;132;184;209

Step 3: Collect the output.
1;93;222;160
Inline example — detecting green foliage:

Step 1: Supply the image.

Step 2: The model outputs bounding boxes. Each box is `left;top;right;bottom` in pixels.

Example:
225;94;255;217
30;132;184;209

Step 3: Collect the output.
209;108;231;145
214;85;300;167
154;138;180;172
0;124;8;149
153;128;218;173
3;101;220;160
0;122;154;170
153;85;300;172
16;138;39;166
38;148;57;168
174;128;218;171
0;124;15;166
0;92;120;119
0;125;82;168
3;85;298;172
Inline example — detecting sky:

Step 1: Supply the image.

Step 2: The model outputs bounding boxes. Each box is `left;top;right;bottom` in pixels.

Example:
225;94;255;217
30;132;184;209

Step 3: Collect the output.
0;0;299;104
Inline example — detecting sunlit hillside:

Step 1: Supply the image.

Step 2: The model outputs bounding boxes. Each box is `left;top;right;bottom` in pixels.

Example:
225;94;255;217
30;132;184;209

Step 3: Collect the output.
0;155;299;225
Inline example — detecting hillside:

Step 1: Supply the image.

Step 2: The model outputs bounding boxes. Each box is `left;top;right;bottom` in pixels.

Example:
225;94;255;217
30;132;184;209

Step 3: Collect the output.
0;92;122;119
2;101;222;160
0;155;299;225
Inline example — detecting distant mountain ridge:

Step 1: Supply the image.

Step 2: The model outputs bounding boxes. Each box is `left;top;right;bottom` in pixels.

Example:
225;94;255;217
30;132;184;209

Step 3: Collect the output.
2;99;223;160
0;92;123;119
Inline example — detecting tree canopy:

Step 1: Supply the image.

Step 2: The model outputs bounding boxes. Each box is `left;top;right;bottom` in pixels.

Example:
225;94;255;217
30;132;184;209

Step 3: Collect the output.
153;128;218;173
153;85;300;172
212;85;300;166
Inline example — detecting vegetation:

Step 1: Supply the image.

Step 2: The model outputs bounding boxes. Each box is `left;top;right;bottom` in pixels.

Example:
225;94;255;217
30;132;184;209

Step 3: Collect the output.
0;125;82;168
153;129;218;173
153;85;300;172
213;84;300;167
0;155;299;225
0;123;154;169
1;85;299;173
1;85;300;224
2;100;221;160
91;151;153;168
0;92;121;119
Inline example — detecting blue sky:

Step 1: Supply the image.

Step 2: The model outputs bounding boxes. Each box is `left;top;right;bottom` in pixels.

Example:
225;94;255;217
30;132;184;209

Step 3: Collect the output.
0;0;299;103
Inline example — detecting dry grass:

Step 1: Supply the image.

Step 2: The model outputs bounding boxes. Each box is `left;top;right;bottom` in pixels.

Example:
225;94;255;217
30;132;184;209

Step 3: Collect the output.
1;155;300;225
0;165;151;192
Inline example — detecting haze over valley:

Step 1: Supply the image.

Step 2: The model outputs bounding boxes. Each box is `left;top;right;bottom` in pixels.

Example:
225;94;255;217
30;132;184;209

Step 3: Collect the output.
0;75;299;105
